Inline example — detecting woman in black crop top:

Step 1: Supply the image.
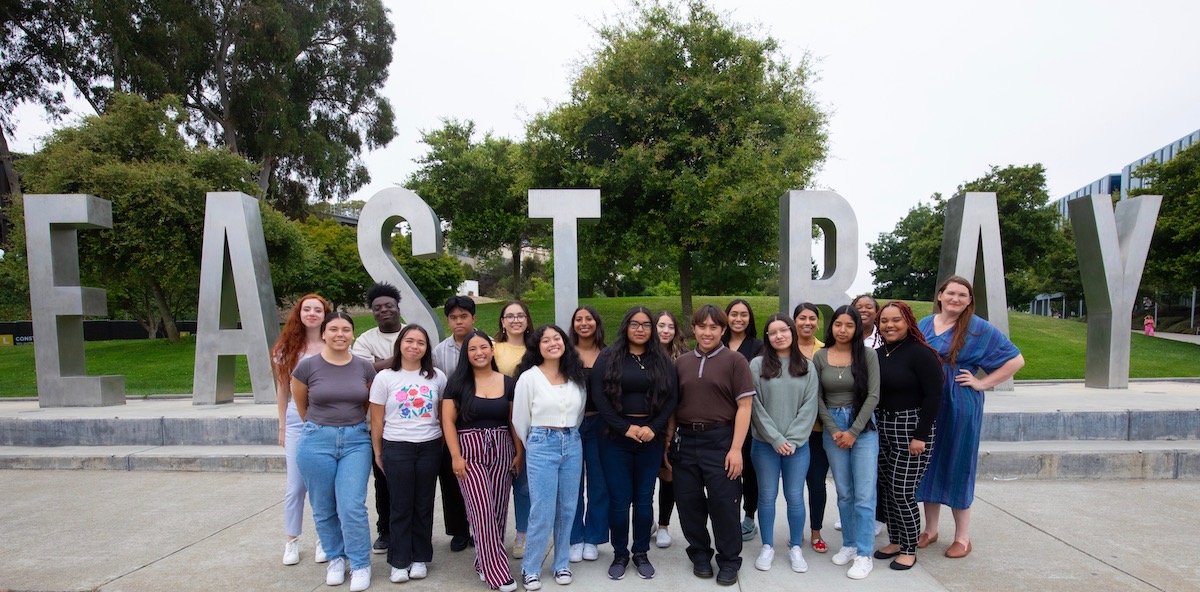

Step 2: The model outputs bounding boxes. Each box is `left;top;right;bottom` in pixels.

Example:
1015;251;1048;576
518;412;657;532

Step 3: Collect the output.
591;306;678;580
873;302;943;571
441;330;521;592
721;298;763;541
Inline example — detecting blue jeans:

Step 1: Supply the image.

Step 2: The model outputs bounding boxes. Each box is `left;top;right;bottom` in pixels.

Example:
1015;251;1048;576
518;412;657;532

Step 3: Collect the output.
513;466;530;533
750;438;810;548
522;427;583;576
297;421;373;570
823;407;879;558
571;414;609;545
599;432;660;556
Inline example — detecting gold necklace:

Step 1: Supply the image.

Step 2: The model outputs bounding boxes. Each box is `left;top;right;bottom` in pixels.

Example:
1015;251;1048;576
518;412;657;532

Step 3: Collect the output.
836;364;848;380
883;339;906;357
631;352;645;370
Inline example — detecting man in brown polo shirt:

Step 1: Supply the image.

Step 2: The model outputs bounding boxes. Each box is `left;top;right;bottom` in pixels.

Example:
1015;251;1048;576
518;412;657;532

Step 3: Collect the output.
668;304;755;586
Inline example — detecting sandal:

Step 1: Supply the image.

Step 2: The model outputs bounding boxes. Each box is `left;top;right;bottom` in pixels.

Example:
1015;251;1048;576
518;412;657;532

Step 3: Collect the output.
811;538;828;553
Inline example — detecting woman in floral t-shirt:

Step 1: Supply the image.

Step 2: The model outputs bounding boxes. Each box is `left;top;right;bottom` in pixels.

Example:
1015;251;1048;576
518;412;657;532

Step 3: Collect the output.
370;324;448;584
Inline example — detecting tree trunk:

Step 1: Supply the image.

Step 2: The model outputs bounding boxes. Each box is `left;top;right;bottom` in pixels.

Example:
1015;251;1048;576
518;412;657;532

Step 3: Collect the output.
0;128;20;197
510;242;523;298
151;278;180;342
679;250;694;336
256;153;274;196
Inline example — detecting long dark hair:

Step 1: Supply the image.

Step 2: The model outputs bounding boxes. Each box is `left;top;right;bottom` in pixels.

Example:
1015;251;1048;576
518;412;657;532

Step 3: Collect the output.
721;298;757;346
823;305;871;424
569;305;606;349
760;314;808;379
517;324;587;387
495;300;532;344
603;306;675;416
444;330;501;424
388;324;436;379
933;275;978;366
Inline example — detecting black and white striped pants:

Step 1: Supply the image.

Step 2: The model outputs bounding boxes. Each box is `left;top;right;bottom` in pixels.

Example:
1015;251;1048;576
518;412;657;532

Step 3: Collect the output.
876;408;934;554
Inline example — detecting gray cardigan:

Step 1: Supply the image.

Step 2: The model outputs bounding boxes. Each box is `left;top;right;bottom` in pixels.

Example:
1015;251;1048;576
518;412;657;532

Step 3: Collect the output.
749;356;820;449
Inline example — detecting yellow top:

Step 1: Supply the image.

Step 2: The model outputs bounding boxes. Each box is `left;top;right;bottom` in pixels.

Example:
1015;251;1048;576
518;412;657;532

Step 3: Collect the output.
493;341;526;377
807;338;825;432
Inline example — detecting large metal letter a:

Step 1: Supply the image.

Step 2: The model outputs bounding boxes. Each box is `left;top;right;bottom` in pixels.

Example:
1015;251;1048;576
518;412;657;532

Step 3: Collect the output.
1069;194;1161;388
192;192;279;404
25;194;125;406
938;192;1012;389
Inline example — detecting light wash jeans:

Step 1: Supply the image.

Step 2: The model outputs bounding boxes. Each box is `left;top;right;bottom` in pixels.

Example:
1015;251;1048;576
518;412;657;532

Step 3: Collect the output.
750;438;810;548
284;401;308;538
823;406;879;558
571;414;610;545
521;427;583;576
297;421;373;570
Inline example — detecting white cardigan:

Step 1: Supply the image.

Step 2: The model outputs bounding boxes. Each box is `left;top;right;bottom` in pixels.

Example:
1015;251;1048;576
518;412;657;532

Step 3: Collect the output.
511;365;586;444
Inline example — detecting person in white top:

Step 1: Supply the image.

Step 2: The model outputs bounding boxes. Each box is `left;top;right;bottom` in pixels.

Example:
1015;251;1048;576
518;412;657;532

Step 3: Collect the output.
271;293;331;567
350;282;405;556
853;295;883;350
512;325;588;591
369;324;447;584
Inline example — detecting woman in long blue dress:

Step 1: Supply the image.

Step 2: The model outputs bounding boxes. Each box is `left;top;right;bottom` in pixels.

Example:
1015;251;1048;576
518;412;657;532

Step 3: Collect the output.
915;275;1024;559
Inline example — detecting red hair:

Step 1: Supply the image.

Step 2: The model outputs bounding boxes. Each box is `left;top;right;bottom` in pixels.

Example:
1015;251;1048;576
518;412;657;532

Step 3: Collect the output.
271;294;332;378
881;300;944;373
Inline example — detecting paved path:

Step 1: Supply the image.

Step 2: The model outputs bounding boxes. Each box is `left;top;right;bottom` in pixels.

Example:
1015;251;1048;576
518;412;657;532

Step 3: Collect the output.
1;470;1195;592
1135;329;1200;345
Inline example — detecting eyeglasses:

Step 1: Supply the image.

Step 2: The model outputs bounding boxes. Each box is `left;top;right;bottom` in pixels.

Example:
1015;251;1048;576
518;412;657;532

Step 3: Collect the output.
503;314;528;321
629;322;652;331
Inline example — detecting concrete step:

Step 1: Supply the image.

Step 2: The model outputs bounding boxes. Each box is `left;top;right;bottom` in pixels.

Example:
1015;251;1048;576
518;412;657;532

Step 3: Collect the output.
3;441;1200;480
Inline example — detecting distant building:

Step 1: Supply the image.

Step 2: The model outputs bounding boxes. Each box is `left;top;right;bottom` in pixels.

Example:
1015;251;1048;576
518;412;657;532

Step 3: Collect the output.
1054;128;1200;221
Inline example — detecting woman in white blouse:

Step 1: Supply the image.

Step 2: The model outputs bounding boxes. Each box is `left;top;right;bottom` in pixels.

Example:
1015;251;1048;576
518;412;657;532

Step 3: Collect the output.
512;325;588;591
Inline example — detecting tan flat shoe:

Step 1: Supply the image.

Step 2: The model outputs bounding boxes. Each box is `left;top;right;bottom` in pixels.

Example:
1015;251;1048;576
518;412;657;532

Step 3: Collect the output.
944;540;972;558
917;532;938;549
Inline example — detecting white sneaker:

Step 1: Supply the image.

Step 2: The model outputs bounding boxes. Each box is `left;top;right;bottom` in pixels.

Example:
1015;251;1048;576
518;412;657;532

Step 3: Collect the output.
832;546;858;566
409;562;427;579
523;572;542;591
655;527;672;549
834;520;842;531
283;538;300;565
754;544;774;571
326;557;347;586
390;566;409;583
315;539;328;563
789;545;809;573
568;543;584;563
847;555;873;580
349;566;371;591
582;543;599;561
875;520;885;536
554;569;573;585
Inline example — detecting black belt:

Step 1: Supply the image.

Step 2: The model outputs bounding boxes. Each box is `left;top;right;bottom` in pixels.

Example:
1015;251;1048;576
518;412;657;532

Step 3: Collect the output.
678;420;731;432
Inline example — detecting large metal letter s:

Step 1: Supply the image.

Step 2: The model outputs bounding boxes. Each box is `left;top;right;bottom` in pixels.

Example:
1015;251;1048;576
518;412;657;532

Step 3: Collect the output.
1069;194;1161;388
25;194;125;406
357;187;446;342
192;192;280;404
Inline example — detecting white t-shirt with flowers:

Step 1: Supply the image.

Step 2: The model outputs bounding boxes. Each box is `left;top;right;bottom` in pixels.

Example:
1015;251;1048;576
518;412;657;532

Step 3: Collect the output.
369;367;446;443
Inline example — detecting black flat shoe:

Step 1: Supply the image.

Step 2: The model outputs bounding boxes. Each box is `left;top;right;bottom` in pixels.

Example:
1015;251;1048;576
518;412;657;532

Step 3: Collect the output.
890;556;917;571
715;566;738;586
450;535;471;552
693;562;713;579
874;548;901;560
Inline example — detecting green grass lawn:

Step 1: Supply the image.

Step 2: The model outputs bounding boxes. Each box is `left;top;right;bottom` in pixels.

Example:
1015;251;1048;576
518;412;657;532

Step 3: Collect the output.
2;297;1197;397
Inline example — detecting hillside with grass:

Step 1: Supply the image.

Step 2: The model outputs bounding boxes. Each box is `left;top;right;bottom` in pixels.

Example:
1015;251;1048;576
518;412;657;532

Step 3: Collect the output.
2;297;1197;397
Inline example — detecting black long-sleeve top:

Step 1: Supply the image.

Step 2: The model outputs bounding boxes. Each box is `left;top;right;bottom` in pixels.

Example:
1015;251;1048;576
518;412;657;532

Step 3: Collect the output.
876;337;943;442
589;348;678;438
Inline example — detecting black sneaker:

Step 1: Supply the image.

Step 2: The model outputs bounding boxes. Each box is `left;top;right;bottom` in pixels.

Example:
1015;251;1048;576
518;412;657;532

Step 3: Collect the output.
608;556;629;580
693;561;714;579
451;534;471;552
631;554;655;579
372;535;388;554
715;566;738;586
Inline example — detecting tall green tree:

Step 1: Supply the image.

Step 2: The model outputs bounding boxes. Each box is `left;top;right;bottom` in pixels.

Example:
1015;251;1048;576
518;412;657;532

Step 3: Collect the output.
868;201;939;300
14;93;307;339
11;0;396;218
1132;143;1200;293
528;0;827;319
405;119;534;297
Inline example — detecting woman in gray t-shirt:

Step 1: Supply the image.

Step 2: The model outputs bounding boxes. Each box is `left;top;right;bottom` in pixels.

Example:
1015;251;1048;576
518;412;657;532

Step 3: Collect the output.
292;312;377;590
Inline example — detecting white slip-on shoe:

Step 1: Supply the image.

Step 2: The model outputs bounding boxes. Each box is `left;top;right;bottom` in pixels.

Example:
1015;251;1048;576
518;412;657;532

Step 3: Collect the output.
655;527;672;548
789;545;809;573
754;544;774;571
315;539;328;563
847;555;873;580
409;562;427;579
582;543;598;561
390;567;409;583
349;566;371;591
832;546;858;566
568;543;583;563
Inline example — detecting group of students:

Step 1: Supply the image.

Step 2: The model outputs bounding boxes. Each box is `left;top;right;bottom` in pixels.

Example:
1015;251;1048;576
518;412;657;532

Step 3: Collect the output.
270;274;1023;590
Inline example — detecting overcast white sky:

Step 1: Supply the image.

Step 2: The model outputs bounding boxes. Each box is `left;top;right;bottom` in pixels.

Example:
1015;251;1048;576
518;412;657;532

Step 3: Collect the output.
11;0;1200;294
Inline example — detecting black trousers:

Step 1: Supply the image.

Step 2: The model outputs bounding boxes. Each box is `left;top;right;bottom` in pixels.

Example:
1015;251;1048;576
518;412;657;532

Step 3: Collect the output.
373;461;390;535
438;440;470;537
805;427;830;531
669;426;743;572
741;435;757;518
382;438;441;568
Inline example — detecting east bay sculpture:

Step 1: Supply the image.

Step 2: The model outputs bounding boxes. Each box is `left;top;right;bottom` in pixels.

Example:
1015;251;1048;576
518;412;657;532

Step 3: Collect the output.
23;189;1162;407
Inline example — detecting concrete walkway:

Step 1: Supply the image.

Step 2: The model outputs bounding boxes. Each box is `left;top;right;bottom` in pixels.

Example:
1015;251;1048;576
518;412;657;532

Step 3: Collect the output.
1135;329;1200;344
2;470;1195;592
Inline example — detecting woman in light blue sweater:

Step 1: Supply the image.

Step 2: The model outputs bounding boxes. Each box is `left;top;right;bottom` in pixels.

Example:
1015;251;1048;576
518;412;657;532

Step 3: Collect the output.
749;314;819;574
